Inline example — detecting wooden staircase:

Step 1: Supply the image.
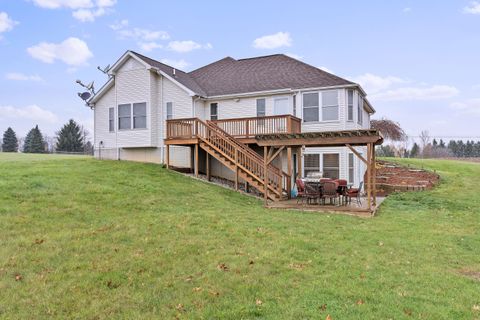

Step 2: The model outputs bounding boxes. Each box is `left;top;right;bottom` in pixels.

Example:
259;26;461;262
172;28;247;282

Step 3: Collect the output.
177;118;288;201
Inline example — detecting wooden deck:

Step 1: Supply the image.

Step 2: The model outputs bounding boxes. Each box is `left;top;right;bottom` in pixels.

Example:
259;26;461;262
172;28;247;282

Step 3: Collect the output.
267;197;385;217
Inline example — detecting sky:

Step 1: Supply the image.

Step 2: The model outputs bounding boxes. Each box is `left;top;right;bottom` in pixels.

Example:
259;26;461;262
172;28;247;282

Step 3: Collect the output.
0;0;479;141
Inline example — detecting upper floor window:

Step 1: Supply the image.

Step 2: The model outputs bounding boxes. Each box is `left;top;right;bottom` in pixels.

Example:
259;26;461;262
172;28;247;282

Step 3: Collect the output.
133;103;147;129
109;107;114;132
166;102;173;120
210;103;218;120
118;104;131;130
357;95;363;125
302;92;319;122
347;90;354;121
322;90;339;121
256;98;266;117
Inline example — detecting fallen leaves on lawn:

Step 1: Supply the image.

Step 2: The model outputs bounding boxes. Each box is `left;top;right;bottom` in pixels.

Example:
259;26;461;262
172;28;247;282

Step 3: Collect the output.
255;299;263;306
404;308;413;316
356;299;364;305
320;304;327;311
249;260;255;265
14;274;22;281
217;263;229;271
34;239;44;245
106;280;120;289
473;305;480;311
192;287;202;292
209;290;220;297
378;241;384;246
185;275;193;282
176;304;185;312
326;314;332;320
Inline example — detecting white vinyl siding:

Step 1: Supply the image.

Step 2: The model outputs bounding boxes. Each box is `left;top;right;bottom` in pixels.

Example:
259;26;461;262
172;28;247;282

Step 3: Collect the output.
302;92;319;122
133;102;147;129
347;89;354;121
118;104;131;130
108;107;114;132
256;98;266;117
323;153;340;179
166;102;173;120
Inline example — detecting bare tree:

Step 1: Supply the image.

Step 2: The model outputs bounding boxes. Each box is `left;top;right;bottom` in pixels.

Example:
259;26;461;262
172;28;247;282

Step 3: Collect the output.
419;130;431;158
371;118;407;141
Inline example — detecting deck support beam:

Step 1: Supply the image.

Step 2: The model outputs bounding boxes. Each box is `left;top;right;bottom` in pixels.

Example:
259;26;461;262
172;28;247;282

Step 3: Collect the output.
367;143;372;211
166;144;170;169
194;143;199;178
267;146;285;165
297;146;303;178
372;143;377;207
264;146;268;206
206;153;210;181
287;147;292;199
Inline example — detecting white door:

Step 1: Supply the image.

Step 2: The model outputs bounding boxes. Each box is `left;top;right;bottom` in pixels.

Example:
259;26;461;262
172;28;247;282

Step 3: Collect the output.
274;97;289;115
274;97;289;131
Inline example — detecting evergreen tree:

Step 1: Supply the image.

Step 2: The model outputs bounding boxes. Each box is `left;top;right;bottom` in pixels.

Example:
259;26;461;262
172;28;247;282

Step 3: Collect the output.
410;143;420;158
432;138;438;148
439;139;446;148
23;125;45;153
55;119;84;152
1;127;18;152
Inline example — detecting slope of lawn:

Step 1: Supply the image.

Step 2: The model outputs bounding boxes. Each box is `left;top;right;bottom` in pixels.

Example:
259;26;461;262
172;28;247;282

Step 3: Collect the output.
0;153;479;319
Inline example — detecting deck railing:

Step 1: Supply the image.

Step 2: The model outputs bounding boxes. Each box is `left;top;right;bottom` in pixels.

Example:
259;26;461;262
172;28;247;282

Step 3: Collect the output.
212;114;301;139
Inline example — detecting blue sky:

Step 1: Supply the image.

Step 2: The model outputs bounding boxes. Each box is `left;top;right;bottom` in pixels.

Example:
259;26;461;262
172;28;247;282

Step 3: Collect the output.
0;0;479;140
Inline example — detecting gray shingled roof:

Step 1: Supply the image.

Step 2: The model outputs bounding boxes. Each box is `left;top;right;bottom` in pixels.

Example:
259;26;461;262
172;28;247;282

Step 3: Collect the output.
132;52;354;97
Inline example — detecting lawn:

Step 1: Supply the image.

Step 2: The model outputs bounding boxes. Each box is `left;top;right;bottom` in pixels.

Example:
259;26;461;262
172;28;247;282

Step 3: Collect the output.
0;154;479;319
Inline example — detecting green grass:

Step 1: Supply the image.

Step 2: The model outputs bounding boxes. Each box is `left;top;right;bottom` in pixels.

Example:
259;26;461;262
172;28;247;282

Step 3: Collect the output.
0;154;479;319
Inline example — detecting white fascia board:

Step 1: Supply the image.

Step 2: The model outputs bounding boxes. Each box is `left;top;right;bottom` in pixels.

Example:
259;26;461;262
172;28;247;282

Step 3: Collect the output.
206;88;293;100
109;51;151;74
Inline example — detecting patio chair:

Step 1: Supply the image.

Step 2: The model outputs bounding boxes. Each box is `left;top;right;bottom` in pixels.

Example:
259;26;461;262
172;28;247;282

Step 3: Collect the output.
321;181;340;205
335;179;348;205
295;179;306;204
346;181;363;206
304;182;321;205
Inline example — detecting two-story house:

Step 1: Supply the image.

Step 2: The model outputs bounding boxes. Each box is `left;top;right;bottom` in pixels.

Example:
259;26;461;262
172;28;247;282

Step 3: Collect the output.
89;50;379;204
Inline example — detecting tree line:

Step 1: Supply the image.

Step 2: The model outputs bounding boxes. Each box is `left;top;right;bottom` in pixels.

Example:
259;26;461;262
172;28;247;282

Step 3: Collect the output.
1;119;93;154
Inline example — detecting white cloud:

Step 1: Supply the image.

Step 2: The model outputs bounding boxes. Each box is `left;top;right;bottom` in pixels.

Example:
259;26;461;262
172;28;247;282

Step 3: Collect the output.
285;53;303;60
117;27;170;41
253;32;292;49
139;42;163;52
463;1;480;14
32;0;116;22
371;85;459;101
0;105;59;123
351;73;408;93
0;12;18;36
27;37;93;66
109;19;128;30
403;7;412;13
160;59;189;70
167;40;212;53
451;98;480;116
5;72;43;82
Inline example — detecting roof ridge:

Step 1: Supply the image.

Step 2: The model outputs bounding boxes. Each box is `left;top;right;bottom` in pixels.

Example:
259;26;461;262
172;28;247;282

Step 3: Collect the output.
237;53;285;61
130;50;189;74
188;56;236;75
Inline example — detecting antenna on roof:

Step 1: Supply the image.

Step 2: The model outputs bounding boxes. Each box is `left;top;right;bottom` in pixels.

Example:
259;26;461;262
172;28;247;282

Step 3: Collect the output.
75;79;96;108
172;68;176;76
97;64;112;78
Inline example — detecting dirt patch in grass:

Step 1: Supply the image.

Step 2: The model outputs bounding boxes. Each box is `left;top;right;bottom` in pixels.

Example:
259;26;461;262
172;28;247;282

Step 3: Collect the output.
458;270;480;281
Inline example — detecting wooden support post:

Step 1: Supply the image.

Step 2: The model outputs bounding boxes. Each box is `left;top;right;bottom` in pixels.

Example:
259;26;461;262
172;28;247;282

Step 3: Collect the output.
264;146;268;206
206;153;210;181
166;144;170;169
372;143;377;207
194;143;199;178
234;148;239;190
297;146;303;178
286;147;292;197
367;143;372;211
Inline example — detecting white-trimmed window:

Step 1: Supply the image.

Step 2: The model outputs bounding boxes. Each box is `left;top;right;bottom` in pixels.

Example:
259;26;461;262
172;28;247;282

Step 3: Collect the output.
133;103;147;129
348;153;354;183
210;103;218;120
357;94;363;125
118;104;131;130
109;107;114;132
323;153;339;179
347;89;354;121
322;90;339;121
256;98;266;117
166;102;173;120
304;154;320;176
302;92;319;122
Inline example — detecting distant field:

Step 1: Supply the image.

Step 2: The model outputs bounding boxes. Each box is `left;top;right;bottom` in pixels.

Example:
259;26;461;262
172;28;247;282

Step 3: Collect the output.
0;153;479;319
